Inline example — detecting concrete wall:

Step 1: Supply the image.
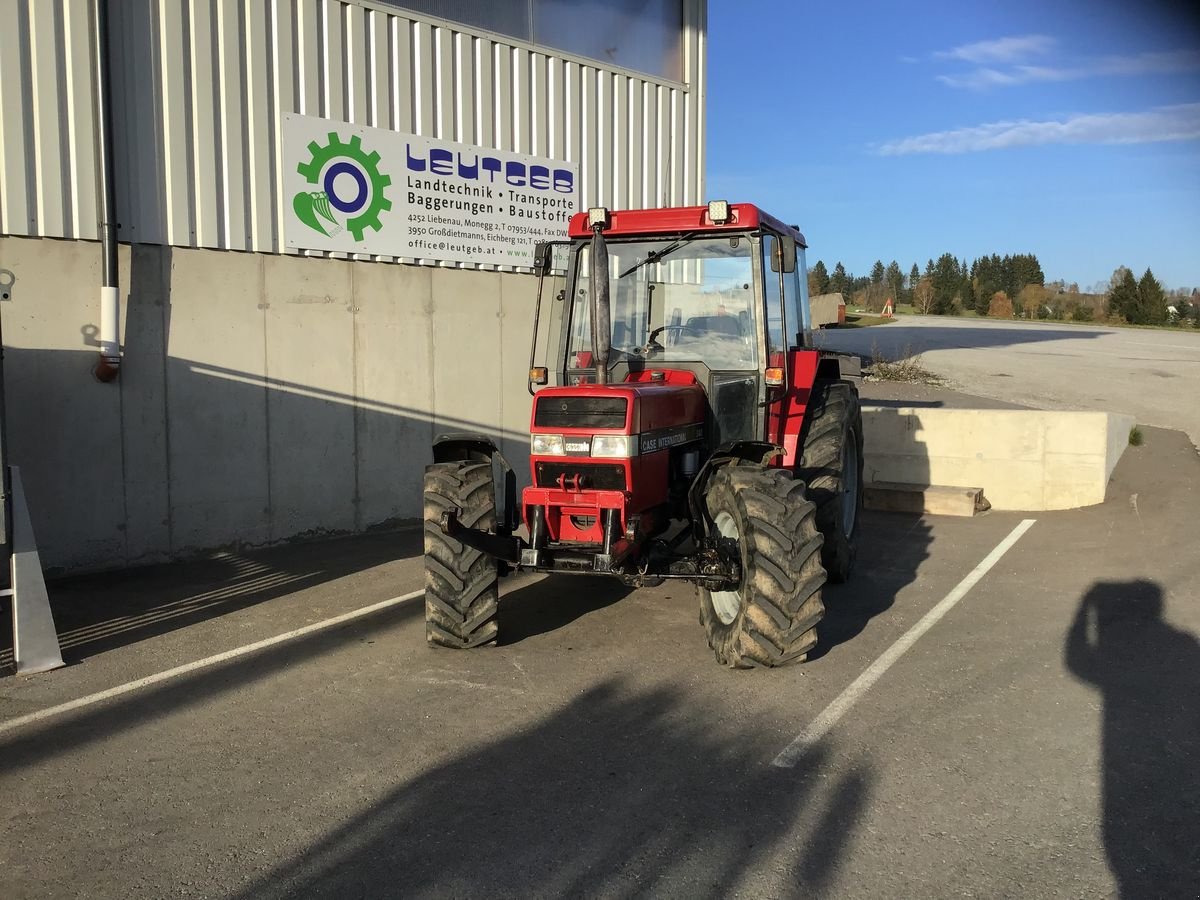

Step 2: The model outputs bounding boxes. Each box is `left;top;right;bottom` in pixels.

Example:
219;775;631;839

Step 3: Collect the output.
0;235;537;572
861;408;1136;511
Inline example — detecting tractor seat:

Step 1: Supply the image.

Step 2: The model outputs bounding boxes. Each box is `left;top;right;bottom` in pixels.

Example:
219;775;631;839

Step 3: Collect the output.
685;315;742;337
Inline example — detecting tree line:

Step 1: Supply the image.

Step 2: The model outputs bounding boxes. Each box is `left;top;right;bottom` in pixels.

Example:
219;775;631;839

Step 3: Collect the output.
808;253;1199;327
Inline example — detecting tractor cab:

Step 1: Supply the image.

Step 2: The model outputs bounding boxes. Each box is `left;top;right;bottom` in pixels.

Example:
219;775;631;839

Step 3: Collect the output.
531;202;815;451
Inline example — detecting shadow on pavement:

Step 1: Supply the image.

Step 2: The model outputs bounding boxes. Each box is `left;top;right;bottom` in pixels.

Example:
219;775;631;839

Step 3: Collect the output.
232;678;875;898
497;575;632;645
0;531;420;676
812;511;932;661
0;598;423;776
816;322;1107;363
1065;579;1200;898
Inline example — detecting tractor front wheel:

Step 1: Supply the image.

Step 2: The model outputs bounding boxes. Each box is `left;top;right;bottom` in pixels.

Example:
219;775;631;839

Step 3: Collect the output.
798;381;864;583
423;460;500;648
699;466;827;668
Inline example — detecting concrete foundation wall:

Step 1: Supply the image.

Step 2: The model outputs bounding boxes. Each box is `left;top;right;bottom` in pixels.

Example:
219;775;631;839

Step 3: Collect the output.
861;408;1136;511
0;235;536;572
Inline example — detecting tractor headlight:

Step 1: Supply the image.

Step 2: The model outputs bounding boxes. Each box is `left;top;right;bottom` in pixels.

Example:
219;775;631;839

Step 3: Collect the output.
530;434;566;456
590;435;639;458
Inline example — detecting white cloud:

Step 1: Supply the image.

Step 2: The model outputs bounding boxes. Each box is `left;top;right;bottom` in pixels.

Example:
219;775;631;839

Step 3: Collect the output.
1095;49;1200;76
938;49;1200;90
934;35;1055;64
876;103;1200;155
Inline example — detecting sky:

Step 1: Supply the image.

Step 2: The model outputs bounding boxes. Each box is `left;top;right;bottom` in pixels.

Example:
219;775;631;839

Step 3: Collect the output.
704;0;1200;290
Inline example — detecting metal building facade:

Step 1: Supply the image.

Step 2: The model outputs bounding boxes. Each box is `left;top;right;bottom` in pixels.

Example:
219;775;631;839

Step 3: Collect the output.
1;0;708;260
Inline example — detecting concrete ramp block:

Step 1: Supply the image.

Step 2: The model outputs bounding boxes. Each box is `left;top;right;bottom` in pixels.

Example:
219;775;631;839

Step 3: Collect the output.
861;408;1136;511
864;482;989;517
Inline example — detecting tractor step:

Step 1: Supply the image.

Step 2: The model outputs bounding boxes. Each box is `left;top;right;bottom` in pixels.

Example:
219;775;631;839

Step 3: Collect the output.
863;482;990;517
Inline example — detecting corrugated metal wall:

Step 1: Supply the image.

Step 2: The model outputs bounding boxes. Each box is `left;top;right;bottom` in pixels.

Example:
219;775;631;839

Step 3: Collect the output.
0;0;99;240
1;0;706;263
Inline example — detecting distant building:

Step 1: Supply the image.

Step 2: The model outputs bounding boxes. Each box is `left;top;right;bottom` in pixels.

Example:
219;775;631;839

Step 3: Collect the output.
809;293;847;327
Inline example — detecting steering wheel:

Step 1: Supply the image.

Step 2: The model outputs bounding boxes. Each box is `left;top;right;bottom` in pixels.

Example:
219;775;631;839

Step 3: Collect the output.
637;324;696;356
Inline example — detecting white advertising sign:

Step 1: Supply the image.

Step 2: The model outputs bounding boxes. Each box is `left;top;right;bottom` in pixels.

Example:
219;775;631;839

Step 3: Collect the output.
282;113;580;267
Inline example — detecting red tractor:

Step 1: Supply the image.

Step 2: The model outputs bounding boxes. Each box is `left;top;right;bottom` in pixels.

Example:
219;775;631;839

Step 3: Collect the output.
424;202;863;668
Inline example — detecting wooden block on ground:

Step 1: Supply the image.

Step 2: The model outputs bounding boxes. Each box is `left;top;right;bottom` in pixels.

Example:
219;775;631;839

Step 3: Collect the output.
863;482;990;517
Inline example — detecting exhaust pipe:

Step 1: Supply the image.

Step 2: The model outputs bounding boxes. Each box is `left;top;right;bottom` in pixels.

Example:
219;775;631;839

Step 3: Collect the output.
589;222;611;385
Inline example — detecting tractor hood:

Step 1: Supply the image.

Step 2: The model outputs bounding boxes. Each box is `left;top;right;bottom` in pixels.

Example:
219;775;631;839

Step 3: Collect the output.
531;371;706;438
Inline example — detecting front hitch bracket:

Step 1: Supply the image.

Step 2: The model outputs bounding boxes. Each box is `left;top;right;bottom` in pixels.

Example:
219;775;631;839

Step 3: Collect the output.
439;509;523;564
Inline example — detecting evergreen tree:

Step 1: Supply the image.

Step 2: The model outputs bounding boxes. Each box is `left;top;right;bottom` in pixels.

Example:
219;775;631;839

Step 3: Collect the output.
931;252;961;314
1108;268;1140;323
870;260;885;284
809;259;830;295
1138;268;1167;325
885;260;903;301
909;263;920;291
961;272;975;312
830;261;848;296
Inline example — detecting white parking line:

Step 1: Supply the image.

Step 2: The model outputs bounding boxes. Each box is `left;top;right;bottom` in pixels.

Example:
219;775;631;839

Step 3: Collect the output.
0;589;425;737
772;519;1037;768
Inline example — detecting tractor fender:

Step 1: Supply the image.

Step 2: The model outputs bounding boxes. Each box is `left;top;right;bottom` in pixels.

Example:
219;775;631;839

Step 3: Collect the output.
431;433;518;533
433;432;503;463
817;351;862;387
686;440;784;544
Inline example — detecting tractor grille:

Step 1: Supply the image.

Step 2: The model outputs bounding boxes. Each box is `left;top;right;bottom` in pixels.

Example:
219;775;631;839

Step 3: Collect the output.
535;461;627;491
534;395;628;429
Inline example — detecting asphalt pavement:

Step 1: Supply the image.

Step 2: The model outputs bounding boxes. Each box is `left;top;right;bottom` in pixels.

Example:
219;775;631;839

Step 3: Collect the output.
815;315;1200;447
0;403;1197;898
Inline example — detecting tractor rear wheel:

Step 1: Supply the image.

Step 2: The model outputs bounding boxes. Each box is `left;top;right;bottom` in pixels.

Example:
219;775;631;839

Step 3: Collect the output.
423;460;500;649
699;466;827;668
798;381;864;583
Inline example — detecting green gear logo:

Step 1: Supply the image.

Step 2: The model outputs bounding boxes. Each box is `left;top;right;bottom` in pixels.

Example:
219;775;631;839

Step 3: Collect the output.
293;132;392;241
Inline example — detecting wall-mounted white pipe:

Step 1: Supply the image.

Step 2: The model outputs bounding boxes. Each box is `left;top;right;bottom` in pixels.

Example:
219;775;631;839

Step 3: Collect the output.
98;284;119;371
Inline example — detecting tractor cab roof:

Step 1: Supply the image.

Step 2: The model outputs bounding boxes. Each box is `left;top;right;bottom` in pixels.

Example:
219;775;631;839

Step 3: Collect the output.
567;203;807;248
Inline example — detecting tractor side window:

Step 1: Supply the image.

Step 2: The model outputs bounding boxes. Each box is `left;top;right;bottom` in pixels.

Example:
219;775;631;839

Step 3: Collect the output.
794;245;813;346
761;234;787;365
783;252;802;348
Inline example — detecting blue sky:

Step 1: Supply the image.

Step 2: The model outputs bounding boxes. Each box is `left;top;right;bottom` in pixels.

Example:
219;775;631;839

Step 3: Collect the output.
705;0;1200;290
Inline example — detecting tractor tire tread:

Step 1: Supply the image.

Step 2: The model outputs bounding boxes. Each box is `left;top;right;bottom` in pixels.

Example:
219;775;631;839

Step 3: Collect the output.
423;461;500;649
699;465;827;669
797;382;864;583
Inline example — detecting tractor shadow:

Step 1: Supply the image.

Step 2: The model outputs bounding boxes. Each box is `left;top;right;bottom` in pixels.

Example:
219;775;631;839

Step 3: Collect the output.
497;575;633;645
810;511;933;662
230;677;876;898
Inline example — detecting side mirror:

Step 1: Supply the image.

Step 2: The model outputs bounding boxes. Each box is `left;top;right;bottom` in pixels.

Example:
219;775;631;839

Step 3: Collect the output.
532;241;552;275
778;236;796;274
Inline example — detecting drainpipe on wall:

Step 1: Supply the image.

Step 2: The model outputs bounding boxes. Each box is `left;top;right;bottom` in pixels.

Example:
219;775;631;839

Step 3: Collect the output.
93;0;120;383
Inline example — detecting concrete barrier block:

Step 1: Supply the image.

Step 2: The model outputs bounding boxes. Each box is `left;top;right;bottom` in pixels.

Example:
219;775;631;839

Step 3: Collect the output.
862;408;1133;511
864;482;987;517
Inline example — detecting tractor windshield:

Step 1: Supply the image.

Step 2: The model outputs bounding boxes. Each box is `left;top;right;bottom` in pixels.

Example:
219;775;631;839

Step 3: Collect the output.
568;235;759;372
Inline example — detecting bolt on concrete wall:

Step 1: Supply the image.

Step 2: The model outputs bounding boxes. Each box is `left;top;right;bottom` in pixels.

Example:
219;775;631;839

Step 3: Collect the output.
0;235;537;572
